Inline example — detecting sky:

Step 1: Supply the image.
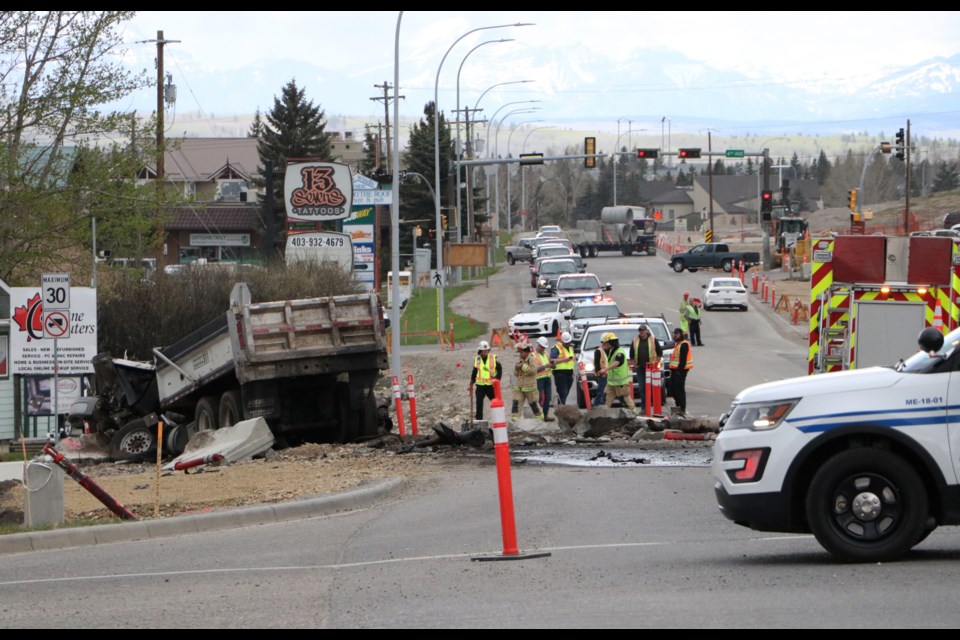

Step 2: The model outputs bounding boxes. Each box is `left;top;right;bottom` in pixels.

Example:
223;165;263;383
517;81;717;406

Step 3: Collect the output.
118;11;960;137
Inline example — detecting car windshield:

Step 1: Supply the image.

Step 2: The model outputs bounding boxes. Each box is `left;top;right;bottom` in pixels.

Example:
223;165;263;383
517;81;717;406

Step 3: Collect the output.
643;322;670;342
711;279;743;288
581;327;637;350
520;299;559;314
572;304;619;319
558;276;600;290
540;261;576;275
539;246;570;257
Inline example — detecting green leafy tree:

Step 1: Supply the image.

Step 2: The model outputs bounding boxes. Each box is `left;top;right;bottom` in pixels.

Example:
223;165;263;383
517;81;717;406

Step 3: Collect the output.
0;11;156;284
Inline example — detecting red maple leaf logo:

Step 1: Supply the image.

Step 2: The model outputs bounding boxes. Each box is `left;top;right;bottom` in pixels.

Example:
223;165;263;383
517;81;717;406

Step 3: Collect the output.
13;293;43;341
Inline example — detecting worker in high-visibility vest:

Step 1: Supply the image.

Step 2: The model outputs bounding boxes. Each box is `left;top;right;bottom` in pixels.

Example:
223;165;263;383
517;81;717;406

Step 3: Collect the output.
534;336;556;422
550;331;576;406
469;340;502;421
630;324;662;412
596;332;636;412
668;327;694;416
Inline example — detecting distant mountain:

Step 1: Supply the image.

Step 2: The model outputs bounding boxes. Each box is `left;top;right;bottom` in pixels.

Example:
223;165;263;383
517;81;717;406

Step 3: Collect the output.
152;52;960;139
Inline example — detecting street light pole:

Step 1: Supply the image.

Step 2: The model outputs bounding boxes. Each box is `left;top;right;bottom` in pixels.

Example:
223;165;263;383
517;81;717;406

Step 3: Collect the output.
390;12;403;380
433;23;530;331
454;38;513;267
495;108;540;232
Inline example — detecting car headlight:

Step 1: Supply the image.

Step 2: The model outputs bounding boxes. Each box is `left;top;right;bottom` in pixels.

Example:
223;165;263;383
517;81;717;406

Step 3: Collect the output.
721;399;799;431
580;359;594;374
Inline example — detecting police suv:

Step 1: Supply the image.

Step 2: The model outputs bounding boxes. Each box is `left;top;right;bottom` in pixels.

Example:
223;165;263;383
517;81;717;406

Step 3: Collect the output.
713;327;960;563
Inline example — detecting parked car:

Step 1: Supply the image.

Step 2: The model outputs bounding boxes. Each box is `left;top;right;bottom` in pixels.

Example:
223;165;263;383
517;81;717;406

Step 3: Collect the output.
548;273;612;302
507;297;576;339
566;298;623;345
574;319;673;409
535;258;581;297
701;277;749;311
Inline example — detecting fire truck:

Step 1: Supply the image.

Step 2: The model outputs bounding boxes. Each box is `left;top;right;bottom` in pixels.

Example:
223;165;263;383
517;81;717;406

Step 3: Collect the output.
808;234;959;374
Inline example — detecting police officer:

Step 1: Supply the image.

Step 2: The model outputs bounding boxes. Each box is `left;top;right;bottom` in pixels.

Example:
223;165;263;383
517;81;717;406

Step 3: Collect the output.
551;331;576;406
469;340;502;421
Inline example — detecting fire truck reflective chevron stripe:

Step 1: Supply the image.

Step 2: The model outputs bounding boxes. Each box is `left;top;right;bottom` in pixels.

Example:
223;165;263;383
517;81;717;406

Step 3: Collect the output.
808;238;835;374
950;239;960;332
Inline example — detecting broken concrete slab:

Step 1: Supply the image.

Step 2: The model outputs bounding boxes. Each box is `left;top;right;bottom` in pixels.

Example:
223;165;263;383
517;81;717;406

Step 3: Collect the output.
164;417;275;472
575;406;640;438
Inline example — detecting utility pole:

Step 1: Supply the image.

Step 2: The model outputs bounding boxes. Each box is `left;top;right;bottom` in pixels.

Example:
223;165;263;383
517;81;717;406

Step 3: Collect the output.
142;31;179;182
905;119;912;236
707;131;714;236
371;82;403;172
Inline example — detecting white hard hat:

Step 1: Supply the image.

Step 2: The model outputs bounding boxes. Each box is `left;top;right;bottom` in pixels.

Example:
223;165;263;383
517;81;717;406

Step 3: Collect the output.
478;340;490;350
537;336;550;348
560;331;573;344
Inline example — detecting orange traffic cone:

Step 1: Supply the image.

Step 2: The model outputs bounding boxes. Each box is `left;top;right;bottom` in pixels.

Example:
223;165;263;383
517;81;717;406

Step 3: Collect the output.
934;300;944;331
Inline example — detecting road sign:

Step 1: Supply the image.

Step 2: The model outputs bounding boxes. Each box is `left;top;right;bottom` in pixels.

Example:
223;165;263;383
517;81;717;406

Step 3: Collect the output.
725;150;745;158
42;310;71;339
41;273;70;310
705;229;713;243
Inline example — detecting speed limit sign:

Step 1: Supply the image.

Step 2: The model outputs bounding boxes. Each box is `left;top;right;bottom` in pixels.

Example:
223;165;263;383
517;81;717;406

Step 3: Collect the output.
41;273;71;310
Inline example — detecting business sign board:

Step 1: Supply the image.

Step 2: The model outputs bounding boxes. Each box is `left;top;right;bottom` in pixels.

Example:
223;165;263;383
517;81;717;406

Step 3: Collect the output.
284;161;353;222
10;287;97;375
284;231;354;272
190;233;251;247
344;204;377;291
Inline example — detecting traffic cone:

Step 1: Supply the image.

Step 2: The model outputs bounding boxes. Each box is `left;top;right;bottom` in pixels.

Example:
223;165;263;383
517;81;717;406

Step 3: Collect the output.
934;300;944;332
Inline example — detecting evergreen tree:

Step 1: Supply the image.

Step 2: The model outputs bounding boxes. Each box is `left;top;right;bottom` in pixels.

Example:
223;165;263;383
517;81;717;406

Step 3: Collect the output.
815;149;831;185
255;79;332;207
361;129;379;174
248;109;264;139
399;102;453;228
932;161;960;193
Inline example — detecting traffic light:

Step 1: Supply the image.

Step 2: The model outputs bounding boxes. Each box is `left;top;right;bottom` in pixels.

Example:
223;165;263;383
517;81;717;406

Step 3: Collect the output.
894;128;905;160
760;189;773;220
636;148;659;159
584;137;597;168
847;188;858;211
880;142;891;154
678;148;701;159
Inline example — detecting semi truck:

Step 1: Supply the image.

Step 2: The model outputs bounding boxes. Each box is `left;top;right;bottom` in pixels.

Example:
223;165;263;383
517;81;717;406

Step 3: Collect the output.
569;206;658;257
69;284;389;458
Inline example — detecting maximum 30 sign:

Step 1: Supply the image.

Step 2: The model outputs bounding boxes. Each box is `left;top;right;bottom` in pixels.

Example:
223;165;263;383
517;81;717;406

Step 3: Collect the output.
41;272;71;339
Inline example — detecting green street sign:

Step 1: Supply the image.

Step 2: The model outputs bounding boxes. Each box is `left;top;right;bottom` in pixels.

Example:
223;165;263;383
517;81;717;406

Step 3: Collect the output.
725;150;745;158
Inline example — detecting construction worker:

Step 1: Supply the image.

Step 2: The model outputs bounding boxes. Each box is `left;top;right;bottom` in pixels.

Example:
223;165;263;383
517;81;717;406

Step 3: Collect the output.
551;331;576;406
679;291;694;335
511;342;544;420
597;332;636;412
592;334;609;407
630;324;662;411
534;336;556;421
688;298;704;346
469;340;502;421
668;327;694;416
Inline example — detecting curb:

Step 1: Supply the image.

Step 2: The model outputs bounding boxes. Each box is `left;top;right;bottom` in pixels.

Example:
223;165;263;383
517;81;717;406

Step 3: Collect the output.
0;476;406;556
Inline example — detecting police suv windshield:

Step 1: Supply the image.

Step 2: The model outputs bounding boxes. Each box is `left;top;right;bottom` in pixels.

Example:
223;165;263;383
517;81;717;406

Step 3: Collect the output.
896;327;960;373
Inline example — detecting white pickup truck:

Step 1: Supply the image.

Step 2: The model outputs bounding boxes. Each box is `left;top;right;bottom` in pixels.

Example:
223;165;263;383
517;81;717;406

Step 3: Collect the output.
713;326;960;563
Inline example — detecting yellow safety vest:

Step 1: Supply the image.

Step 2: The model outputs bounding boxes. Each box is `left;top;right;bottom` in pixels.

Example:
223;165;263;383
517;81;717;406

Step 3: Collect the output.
631;334;659;364
474;354;496;385
607;347;632;386
536;350;553;379
554;343;574;371
669;340;694;370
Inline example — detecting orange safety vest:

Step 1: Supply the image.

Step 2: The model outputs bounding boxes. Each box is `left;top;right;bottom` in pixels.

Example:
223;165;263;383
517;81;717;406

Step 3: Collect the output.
669;340;693;370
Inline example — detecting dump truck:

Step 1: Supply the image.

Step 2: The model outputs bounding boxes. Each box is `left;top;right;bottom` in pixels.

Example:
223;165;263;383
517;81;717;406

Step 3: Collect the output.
569;206;658;257
69;284;390;459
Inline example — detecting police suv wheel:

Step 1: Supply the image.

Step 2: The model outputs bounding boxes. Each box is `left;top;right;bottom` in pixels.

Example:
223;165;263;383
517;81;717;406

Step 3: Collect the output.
805;448;928;563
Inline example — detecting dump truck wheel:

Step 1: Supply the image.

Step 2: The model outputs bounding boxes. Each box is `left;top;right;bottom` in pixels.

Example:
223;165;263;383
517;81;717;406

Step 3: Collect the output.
195;396;219;431
109;419;156;460
218;389;243;429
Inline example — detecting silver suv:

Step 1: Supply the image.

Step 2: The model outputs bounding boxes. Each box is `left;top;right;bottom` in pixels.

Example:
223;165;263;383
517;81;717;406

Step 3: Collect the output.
567;298;622;344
